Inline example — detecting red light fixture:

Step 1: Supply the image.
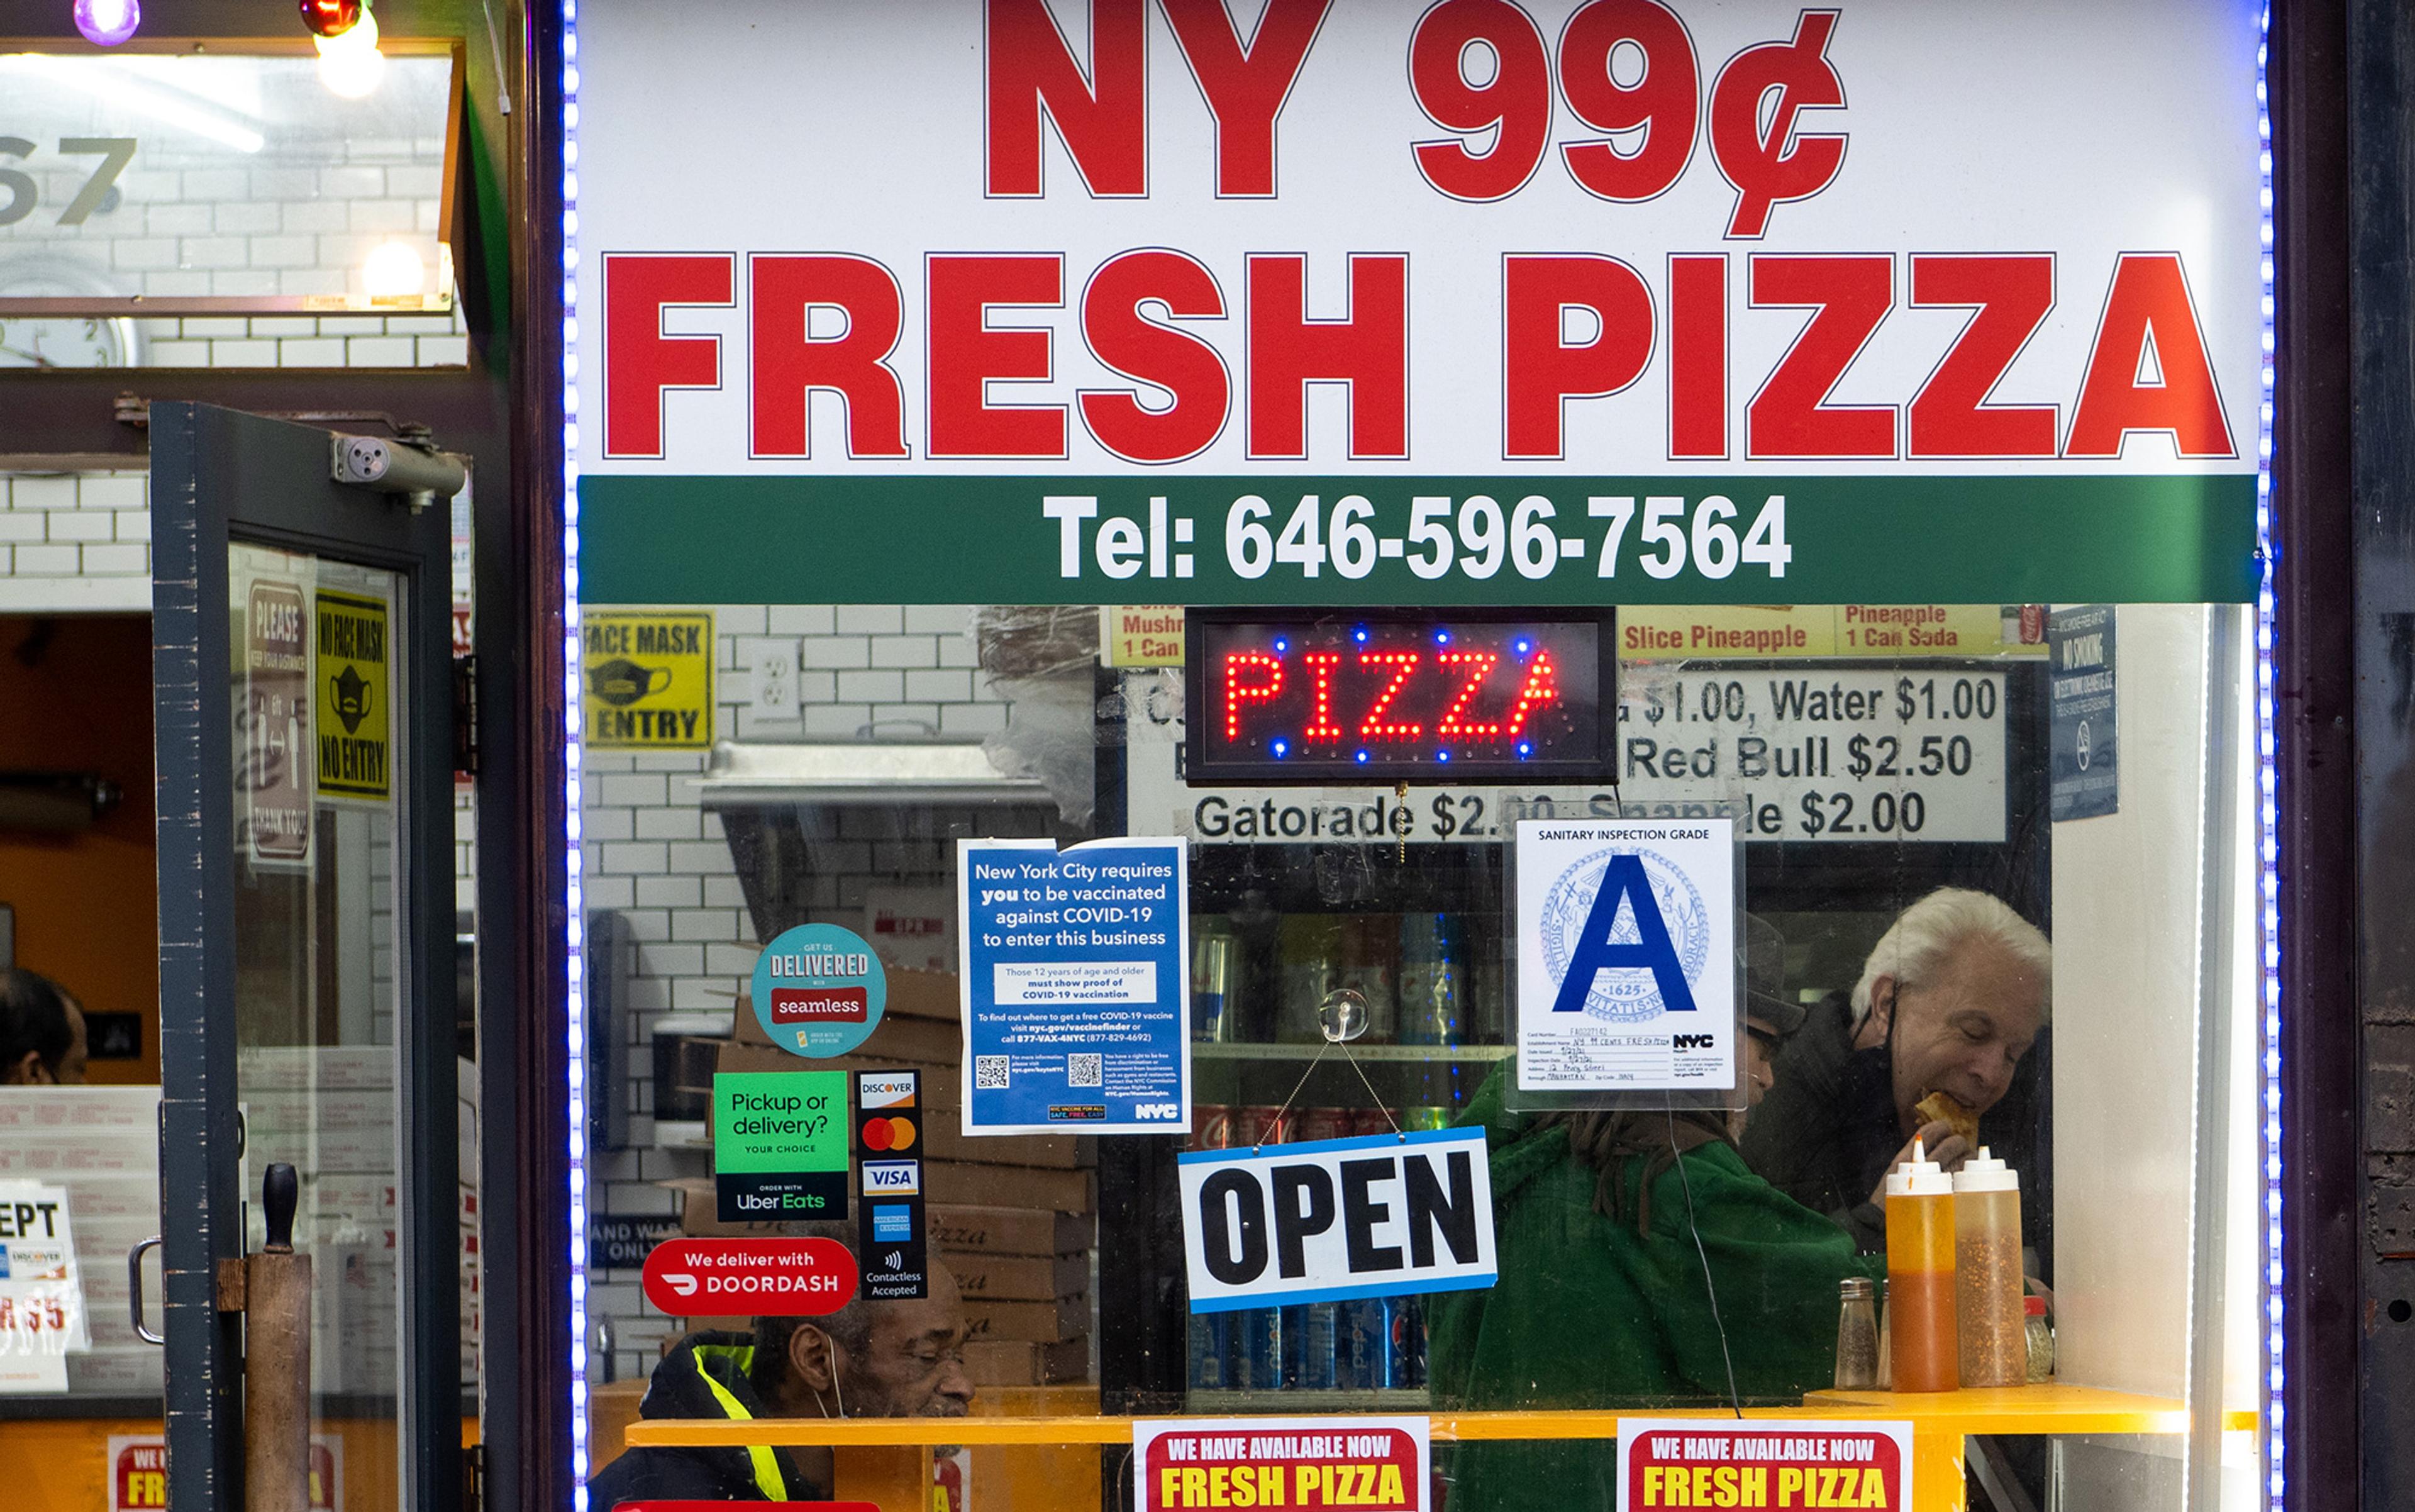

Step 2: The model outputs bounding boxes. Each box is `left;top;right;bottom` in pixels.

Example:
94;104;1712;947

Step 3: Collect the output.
299;0;362;38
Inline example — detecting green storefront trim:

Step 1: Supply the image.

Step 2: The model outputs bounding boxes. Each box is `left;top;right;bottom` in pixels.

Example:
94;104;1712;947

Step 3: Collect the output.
577;472;2259;606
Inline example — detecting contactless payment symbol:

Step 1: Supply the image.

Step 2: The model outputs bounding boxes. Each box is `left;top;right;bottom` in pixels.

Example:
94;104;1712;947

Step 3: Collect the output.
752;923;887;1058
1538;846;1712;1020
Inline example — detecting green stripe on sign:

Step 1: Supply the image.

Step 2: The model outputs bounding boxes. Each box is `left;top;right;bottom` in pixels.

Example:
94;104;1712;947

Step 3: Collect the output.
577;474;2258;606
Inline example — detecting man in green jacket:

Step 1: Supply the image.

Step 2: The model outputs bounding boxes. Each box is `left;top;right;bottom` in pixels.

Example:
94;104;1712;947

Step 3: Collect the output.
1426;950;1883;1511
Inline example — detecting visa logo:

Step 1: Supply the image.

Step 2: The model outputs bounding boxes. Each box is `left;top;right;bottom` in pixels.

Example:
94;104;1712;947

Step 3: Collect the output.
1134;1103;1182;1120
862;1159;921;1195
1673;1033;1715;1051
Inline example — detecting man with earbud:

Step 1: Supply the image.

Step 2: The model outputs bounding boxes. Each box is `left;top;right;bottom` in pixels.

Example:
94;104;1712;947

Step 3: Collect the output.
588;1224;974;1507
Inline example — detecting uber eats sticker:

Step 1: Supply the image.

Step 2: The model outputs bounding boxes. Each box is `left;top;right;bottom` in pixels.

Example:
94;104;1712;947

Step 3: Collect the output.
583;608;713;749
714;1070;850;1223
313;590;391;801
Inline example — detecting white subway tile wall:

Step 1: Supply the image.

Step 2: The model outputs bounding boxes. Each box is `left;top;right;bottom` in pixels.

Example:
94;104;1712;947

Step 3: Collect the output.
581;604;1010;1379
0;472;154;611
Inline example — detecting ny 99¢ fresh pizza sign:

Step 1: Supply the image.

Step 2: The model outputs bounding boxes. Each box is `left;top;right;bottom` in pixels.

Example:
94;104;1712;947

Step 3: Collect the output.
572;0;2262;609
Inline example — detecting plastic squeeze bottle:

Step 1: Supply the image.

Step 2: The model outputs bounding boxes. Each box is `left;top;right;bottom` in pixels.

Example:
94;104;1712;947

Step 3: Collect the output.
1953;1148;2028;1387
1884;1140;1960;1392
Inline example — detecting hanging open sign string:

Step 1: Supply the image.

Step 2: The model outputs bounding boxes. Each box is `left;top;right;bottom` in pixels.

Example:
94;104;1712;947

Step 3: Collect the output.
1253;985;1406;1150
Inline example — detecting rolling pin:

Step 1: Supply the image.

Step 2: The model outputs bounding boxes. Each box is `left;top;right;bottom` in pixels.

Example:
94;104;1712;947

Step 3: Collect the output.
246;1163;313;1512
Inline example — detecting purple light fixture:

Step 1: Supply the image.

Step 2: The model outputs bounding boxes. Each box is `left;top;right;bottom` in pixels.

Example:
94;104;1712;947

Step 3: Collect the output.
72;0;140;47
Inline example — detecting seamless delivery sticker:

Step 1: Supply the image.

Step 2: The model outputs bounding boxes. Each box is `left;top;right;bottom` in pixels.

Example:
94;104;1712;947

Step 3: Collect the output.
1515;817;1738;1096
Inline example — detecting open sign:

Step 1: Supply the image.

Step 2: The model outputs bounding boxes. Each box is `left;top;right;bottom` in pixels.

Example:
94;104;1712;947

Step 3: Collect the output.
1179;1128;1497;1312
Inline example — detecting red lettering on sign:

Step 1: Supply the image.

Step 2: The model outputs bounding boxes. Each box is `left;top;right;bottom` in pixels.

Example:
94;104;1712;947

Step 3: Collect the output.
984;0;1148;197
2065;252;2236;458
1223;650;1284;740
1160;0;1330;197
1080;250;1230;464
602;253;733;460
1668;253;1728;459
1746;253;1894;459
1707;9;1848;238
928;253;1067;459
1907;253;2059;459
1502;253;1654;459
1245;253;1409;459
1408;0;1552;202
1356;650;1423;742
750;254;909;460
1558;0;1700;203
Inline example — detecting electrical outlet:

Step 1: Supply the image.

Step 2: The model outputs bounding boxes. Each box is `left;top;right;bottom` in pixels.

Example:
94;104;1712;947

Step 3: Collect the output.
748;638;799;719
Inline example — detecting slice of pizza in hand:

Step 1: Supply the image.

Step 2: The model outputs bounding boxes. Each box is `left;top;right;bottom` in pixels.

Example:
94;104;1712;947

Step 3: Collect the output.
1914;1091;1980;1148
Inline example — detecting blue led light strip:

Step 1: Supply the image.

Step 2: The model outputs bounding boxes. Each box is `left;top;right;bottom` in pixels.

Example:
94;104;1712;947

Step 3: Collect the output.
560;0;589;1507
2254;7;2284;1510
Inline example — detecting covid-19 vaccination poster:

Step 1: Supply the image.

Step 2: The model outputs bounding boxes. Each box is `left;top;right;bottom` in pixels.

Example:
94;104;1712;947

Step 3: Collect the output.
1516;817;1737;1094
960;837;1191;1136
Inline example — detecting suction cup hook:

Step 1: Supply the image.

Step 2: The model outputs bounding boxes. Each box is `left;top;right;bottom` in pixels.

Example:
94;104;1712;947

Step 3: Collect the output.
1318;987;1370;1044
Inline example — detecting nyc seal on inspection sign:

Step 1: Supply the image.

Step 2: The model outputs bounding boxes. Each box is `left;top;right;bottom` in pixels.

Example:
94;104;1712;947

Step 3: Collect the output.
1516;817;1738;1095
582;608;714;749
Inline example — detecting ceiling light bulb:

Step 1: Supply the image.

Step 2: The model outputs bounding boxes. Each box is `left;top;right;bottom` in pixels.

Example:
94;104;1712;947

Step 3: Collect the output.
299;0;362;38
72;0;142;47
315;6;384;98
362;239;425;299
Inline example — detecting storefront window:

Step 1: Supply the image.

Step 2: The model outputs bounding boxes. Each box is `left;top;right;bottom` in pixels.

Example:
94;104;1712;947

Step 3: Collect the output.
569;594;2260;1508
565;5;2273;1509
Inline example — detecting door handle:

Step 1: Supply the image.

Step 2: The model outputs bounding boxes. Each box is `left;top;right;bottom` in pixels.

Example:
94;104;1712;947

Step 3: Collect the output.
129;1235;164;1345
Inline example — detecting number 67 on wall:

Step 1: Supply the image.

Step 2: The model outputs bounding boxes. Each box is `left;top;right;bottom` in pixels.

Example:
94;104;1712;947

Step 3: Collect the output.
0;137;137;227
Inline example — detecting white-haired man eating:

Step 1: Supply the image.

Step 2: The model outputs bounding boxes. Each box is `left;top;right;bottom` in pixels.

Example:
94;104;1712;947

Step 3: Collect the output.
1738;887;2050;1252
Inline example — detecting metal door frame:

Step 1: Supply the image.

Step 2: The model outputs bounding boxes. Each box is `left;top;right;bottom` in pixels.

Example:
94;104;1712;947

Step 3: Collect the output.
150;400;462;1512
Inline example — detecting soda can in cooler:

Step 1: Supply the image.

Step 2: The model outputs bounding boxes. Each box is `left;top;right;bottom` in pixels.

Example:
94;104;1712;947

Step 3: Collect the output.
1291;1301;1338;1391
1275;914;1345;1042
1397;913;1467;1046
1192;918;1238;1042
1233;1104;1294;1150
1349;1108;1402;1140
1394;1295;1428;1387
1235;1305;1284;1392
1188;1104;1233;1152
1187;1311;1230;1390
1336;1296;1389;1389
1292;1106;1353;1145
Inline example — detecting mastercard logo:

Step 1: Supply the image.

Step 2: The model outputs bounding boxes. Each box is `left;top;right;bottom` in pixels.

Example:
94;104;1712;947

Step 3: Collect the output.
860;1116;918;1152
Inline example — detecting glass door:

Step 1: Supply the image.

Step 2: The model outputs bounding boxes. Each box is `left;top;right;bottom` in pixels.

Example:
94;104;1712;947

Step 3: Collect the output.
150;403;463;1512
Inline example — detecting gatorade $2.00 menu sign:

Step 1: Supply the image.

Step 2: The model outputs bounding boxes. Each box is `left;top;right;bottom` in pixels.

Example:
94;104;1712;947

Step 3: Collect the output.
573;0;2262;611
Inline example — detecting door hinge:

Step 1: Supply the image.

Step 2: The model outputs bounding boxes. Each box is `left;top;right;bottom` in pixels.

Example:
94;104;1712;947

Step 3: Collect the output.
463;1442;485;1512
453;654;479;780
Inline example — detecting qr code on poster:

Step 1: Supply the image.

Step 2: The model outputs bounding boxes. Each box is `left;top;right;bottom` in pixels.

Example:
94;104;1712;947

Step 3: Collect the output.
1067;1053;1103;1088
975;1056;1009;1090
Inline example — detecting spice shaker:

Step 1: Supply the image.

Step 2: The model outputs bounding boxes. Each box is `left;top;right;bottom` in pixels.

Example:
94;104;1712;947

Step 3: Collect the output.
1884;1139;1960;1392
2024;1295;2055;1382
1833;1277;1880;1389
1953;1147;2028;1387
